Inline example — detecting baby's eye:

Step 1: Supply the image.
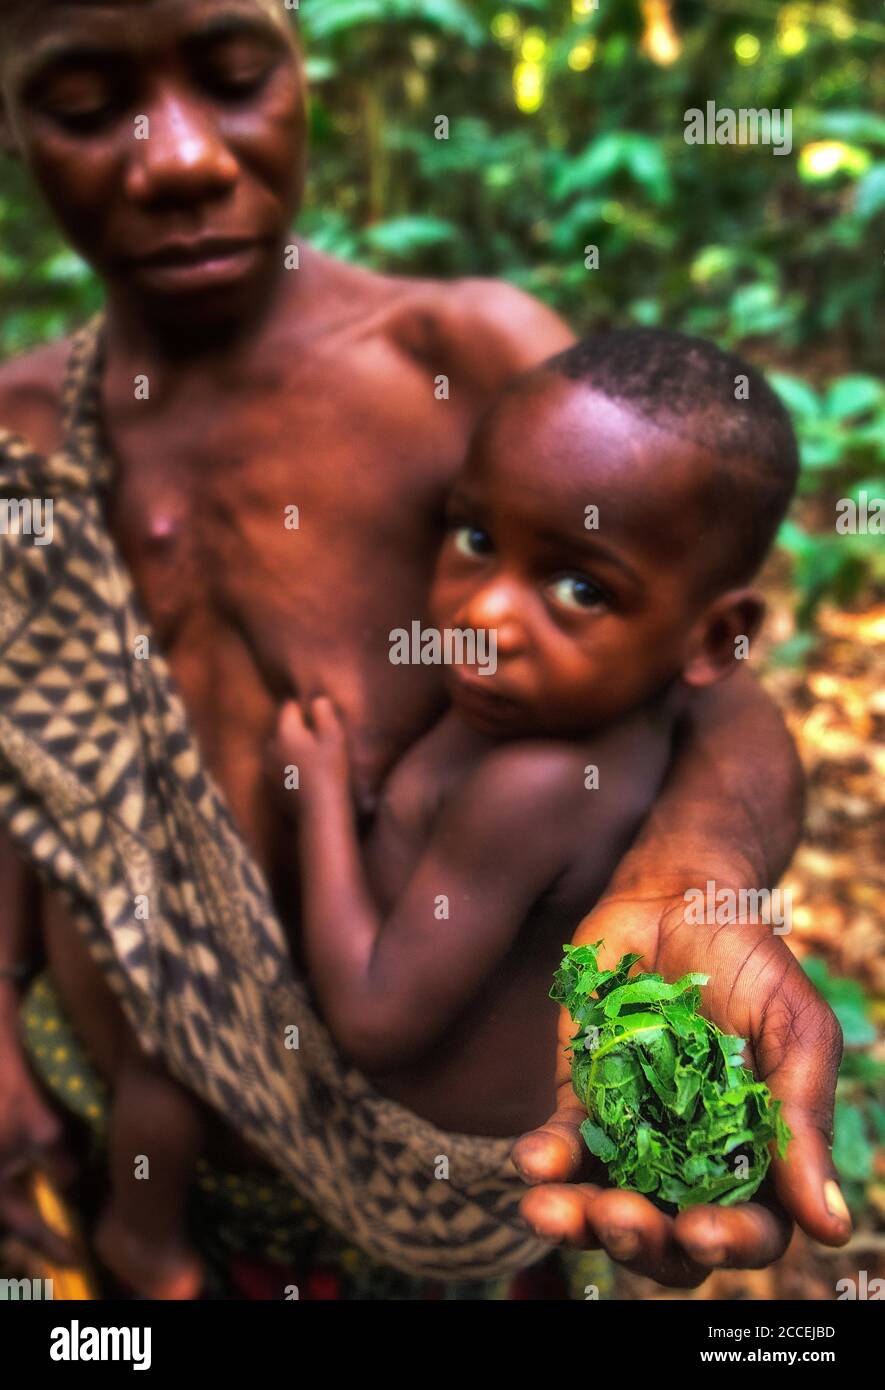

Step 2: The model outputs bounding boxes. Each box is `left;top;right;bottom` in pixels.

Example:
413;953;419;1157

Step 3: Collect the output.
453;525;494;559
549;575;607;612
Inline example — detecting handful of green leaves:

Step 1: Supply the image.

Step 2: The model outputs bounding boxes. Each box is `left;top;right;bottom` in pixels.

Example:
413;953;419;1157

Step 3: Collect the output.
552;941;791;1210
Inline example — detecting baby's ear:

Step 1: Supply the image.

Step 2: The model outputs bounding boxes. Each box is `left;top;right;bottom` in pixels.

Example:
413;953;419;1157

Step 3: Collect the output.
682;588;765;687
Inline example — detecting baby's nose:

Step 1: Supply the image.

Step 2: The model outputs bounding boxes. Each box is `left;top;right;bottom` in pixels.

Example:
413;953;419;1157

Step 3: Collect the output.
459;581;527;656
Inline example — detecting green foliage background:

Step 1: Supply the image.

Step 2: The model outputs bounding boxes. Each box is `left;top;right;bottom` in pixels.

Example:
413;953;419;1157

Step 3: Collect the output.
0;0;883;618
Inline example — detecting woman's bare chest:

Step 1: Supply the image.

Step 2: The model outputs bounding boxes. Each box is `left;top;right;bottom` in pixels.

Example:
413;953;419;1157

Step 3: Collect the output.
104;409;450;826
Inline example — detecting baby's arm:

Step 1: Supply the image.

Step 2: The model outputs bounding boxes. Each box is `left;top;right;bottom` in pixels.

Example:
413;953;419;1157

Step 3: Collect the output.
272;698;577;1071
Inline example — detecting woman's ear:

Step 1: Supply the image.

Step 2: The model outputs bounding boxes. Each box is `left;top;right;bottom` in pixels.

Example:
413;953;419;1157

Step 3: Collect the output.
682;588;765;687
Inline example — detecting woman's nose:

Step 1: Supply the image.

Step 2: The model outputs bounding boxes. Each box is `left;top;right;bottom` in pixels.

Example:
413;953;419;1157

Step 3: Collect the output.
125;88;239;207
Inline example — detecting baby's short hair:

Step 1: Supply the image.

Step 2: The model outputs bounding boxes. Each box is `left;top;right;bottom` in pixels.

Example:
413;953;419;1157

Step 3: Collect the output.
545;328;799;592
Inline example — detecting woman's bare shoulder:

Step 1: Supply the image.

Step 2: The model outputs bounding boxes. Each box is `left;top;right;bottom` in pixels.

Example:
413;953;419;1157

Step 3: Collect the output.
301;245;575;390
387;274;575;390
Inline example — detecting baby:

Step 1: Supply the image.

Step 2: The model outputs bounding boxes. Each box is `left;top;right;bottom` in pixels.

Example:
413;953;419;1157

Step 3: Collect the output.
93;326;800;1292
272;327;799;1138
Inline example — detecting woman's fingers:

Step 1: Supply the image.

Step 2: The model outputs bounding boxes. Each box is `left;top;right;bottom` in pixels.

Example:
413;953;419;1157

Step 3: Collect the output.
674;1197;792;1269
512;1011;600;1185
754;974;851;1246
514;1109;808;1282
520;1182;793;1285
511;1096;591;1185
520;1184;709;1288
769;1121;851;1247
519;1181;604;1247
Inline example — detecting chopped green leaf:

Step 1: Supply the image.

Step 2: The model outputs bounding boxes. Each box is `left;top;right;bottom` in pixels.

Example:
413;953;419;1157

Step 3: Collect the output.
552;941;791;1211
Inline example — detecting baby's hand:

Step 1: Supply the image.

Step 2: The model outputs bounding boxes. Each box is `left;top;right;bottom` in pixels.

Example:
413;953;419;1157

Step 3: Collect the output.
270;697;350;802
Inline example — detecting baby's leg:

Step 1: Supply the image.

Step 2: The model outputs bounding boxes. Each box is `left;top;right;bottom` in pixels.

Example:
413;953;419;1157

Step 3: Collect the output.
94;1045;205;1300
42;894;204;1297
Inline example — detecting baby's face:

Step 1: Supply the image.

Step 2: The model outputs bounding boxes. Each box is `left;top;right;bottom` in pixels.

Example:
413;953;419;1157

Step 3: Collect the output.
430;376;719;737
1;0;304;325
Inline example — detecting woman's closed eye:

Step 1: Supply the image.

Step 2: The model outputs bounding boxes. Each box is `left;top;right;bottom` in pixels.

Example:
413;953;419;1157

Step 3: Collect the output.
38;70;121;129
199;42;278;100
452;524;495;559
547;573;608;612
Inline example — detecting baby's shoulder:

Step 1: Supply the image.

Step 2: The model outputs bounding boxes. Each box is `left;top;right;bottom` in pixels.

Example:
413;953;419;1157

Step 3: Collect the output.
465;738;594;827
474;710;674;849
379;726;589;845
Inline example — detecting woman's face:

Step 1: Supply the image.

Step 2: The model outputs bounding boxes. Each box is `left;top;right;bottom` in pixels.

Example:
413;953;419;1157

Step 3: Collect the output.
1;0;307;325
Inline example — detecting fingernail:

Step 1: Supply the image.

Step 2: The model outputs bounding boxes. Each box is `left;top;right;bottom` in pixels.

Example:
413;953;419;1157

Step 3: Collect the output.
824;1180;850;1226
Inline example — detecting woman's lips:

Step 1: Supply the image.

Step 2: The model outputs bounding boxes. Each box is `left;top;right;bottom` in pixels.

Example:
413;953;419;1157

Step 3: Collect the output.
127;238;266;292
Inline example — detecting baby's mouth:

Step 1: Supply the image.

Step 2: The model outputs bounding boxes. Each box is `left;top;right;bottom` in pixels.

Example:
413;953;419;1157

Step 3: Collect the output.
447;670;525;726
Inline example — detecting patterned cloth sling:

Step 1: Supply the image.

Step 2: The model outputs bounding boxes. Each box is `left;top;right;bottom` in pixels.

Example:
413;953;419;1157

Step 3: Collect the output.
0;319;549;1281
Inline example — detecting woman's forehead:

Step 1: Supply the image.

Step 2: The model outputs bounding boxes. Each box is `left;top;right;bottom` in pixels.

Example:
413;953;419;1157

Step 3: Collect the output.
6;0;291;47
2;0;295;88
